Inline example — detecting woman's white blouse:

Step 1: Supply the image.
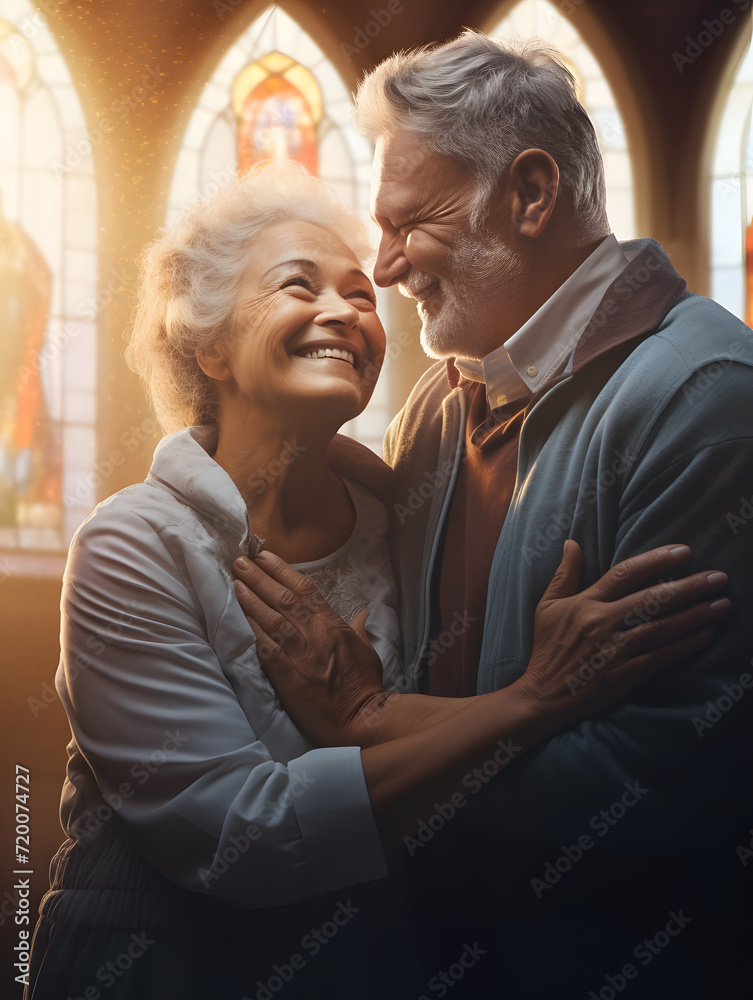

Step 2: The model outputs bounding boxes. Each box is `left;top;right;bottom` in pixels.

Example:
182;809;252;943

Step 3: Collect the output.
56;426;400;908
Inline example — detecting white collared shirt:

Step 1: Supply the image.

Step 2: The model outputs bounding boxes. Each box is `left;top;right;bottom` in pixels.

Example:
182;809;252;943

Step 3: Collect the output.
454;234;628;409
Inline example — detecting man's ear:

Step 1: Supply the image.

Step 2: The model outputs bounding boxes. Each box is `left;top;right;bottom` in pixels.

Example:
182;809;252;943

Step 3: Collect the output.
508;149;559;238
196;339;232;381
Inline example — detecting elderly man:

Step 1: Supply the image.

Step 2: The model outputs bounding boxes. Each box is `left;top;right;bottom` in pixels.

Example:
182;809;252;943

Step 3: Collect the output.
237;30;753;999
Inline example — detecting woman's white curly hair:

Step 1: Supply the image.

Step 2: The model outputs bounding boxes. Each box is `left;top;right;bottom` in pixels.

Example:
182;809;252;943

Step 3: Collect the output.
126;161;373;433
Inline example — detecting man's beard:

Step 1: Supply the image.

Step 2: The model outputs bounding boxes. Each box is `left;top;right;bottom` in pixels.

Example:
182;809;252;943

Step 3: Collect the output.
400;229;527;361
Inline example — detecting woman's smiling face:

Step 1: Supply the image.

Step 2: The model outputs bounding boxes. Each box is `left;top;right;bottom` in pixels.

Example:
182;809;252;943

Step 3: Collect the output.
210;219;385;426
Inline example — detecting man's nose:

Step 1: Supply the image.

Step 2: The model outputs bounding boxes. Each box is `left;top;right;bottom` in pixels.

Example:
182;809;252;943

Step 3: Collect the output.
373;231;410;288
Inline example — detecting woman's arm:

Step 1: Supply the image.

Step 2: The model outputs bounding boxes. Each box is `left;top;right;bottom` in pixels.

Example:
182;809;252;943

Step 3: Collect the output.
59;500;387;905
233;542;729;846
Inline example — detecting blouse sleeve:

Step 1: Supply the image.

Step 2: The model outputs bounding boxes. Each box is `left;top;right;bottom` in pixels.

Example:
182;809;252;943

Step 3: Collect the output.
58;500;387;908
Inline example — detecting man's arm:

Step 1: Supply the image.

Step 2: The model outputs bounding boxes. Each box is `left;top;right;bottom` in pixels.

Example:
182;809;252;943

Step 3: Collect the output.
460;361;753;851
233;541;729;848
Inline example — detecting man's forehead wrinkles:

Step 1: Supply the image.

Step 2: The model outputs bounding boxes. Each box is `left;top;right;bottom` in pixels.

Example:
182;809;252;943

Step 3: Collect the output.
372;185;407;222
383;158;430;189
376;163;425;201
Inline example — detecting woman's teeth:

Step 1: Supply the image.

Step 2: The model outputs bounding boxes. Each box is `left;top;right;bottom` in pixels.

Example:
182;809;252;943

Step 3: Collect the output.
303;347;355;366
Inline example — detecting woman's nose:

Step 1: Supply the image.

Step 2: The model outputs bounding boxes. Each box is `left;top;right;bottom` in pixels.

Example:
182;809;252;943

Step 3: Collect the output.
315;290;360;328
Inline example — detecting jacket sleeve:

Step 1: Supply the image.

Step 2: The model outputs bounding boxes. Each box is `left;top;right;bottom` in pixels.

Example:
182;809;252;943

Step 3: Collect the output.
58;504;387;908
457;360;753;854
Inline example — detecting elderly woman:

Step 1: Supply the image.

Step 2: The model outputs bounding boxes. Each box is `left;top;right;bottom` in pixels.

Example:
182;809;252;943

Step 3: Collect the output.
25;163;728;1000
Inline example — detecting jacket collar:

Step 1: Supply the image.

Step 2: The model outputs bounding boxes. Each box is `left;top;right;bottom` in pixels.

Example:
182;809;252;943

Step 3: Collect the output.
569;238;686;372
446;238;687;392
147;425;250;548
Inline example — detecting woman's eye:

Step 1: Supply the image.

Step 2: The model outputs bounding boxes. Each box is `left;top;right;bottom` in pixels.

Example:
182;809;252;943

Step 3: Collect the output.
347;290;377;307
281;276;313;292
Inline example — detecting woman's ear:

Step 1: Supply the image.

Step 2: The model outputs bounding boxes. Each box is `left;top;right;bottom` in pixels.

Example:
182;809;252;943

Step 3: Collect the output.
196;340;232;381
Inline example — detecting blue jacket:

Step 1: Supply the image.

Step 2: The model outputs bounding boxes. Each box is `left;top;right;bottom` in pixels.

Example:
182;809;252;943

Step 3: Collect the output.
383;239;753;997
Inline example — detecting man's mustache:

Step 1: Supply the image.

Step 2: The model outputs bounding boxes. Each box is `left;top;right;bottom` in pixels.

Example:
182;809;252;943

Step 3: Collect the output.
398;270;437;300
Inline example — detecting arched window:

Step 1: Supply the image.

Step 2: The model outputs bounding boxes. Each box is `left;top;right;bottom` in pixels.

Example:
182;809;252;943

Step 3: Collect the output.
710;34;753;322
234;53;320;172
486;0;637;239
168;6;389;452
0;2;97;558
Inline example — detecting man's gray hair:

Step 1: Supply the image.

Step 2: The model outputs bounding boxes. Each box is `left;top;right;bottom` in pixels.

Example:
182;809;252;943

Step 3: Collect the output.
354;29;607;231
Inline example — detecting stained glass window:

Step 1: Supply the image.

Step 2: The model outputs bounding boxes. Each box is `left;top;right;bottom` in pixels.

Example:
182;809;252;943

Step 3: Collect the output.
234;53;320;172
487;0;637;239
0;1;97;559
710;35;753;322
168;6;389;453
